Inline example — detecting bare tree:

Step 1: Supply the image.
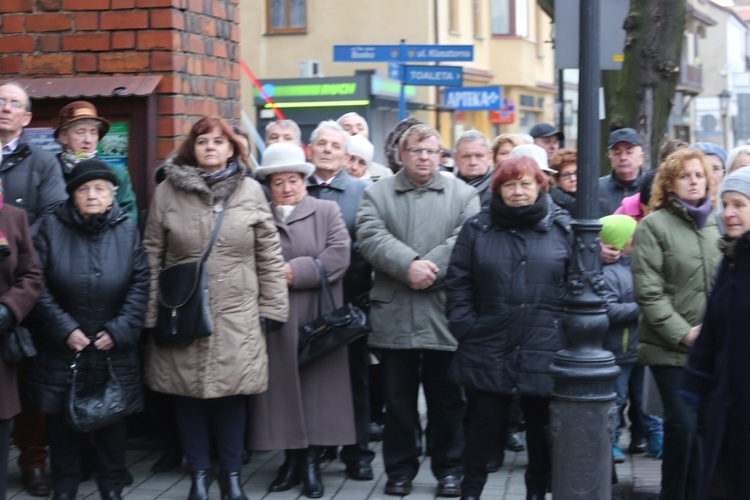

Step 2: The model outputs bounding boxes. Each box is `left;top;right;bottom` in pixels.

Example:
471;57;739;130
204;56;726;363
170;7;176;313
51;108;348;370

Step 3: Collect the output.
540;0;686;171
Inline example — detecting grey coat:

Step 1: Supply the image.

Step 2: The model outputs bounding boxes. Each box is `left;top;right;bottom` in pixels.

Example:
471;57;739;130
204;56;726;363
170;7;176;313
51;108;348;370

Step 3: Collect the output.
1;135;67;233
356;168;480;351
457;169;492;208
598;170;645;217
247;195;355;449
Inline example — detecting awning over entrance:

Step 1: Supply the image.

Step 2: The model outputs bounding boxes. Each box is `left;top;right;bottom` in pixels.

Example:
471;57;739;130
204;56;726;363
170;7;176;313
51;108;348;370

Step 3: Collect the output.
13;76;161;99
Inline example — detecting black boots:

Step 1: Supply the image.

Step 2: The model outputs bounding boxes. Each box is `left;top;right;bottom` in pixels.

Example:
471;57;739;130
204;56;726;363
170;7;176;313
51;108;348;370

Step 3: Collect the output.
268;449;302;492
218;471;248;500
302;447;324;499
188;470;213;500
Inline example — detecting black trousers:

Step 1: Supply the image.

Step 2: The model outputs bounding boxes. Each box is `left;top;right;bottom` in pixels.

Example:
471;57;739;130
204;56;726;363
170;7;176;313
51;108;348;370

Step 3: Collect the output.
48;416;127;495
174;395;246;472
651;366;702;500
340;335;375;465
462;389;551;497
380;349;464;480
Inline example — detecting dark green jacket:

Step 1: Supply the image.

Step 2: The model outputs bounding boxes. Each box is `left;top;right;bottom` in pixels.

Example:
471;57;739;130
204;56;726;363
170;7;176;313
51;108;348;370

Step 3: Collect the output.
632;201;721;366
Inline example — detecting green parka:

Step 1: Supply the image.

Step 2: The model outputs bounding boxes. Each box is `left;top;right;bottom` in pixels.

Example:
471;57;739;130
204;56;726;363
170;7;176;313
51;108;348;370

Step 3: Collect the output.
631;201;721;367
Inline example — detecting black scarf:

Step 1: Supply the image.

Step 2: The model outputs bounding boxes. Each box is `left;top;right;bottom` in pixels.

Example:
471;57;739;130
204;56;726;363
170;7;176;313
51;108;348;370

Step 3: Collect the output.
489;191;548;228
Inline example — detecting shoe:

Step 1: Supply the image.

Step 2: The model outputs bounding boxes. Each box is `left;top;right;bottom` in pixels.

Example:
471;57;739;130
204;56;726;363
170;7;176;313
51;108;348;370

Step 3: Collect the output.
301;447;324;499
628;435;647;454
100;492;121;500
506;432;525;452
188;469;213;500
345;461;374;481
369;421;384;442
218;471;248;500
437;475;462;497
317;446;337;462
268;450;302;492
613;443;626;464
22;468;52;497
384;476;412;496
486;449;504;472
646;433;663;458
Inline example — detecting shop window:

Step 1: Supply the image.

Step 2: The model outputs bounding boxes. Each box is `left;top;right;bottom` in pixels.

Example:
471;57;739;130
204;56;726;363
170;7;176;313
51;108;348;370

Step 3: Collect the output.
267;0;306;34
491;0;528;37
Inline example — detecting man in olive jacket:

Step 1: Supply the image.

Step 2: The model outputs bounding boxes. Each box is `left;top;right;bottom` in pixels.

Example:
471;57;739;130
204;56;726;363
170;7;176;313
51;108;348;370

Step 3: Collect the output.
356;124;480;497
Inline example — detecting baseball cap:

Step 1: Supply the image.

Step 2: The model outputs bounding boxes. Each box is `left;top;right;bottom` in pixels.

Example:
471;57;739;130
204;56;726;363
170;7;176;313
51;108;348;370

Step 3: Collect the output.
529;123;564;141
608;128;642;149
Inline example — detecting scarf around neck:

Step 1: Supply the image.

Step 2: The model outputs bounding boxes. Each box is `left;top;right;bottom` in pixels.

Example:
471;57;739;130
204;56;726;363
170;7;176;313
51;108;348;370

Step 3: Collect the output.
675;196;712;229
199;158;239;186
61;150;98;175
489;191;548;228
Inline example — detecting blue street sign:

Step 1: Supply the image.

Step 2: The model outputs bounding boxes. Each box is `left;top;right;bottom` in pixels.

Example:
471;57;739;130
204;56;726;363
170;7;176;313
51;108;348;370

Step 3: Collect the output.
333;44;474;63
402;44;473;62
444;86;503;111
403;65;462;87
333;45;401;62
388;62;402;80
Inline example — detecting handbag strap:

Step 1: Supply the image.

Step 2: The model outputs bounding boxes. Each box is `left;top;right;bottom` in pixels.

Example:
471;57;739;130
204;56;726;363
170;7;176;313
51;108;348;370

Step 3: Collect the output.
69;351;119;394
200;199;229;264
313;258;337;313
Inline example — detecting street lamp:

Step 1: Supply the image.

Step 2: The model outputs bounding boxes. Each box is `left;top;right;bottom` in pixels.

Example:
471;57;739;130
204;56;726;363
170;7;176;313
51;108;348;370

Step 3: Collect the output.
719;89;731;150
549;0;620;497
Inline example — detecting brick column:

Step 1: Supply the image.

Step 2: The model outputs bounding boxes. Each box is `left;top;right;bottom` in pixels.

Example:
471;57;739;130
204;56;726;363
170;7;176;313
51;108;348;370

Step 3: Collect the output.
0;0;241;162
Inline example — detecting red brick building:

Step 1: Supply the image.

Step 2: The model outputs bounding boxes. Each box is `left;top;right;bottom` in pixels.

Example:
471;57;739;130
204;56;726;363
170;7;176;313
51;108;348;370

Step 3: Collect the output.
0;0;241;212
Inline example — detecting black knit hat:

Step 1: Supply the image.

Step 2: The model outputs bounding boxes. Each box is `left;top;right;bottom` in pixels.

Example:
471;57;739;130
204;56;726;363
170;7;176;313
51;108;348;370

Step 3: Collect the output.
66;159;119;195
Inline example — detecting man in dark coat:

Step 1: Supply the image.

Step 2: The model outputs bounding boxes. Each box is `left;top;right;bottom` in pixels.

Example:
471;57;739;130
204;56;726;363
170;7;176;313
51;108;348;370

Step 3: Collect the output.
598;128;646;217
305;120;375;481
454;130;492;207
0;81;68;497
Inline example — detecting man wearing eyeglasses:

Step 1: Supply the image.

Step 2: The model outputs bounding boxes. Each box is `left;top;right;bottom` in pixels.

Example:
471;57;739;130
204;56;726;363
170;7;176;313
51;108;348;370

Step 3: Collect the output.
356;124;479;498
0;82;66;498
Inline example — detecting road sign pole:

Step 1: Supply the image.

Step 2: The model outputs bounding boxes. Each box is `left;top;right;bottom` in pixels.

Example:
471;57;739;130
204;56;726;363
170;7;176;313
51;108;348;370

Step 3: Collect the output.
399;39;406;120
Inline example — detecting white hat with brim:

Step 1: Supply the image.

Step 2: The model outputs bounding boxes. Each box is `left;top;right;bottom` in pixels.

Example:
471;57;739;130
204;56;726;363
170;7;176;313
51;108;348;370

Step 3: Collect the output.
256;142;315;180
347;134;374;165
509;144;556;175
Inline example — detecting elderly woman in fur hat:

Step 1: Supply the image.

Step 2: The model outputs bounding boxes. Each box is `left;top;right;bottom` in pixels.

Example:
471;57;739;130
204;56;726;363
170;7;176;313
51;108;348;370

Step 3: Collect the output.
142;116;289;500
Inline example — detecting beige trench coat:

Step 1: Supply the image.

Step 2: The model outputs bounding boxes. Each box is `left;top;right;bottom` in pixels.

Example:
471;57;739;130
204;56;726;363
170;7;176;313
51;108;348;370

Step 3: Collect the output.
143;164;288;399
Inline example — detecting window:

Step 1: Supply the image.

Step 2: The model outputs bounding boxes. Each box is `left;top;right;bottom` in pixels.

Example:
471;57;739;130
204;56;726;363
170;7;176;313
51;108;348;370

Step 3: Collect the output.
449;0;459;32
267;0;306;34
491;0;528;37
473;0;482;38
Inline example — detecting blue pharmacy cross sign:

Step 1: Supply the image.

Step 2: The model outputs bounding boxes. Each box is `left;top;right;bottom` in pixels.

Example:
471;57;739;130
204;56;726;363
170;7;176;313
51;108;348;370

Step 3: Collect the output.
444;86;503;111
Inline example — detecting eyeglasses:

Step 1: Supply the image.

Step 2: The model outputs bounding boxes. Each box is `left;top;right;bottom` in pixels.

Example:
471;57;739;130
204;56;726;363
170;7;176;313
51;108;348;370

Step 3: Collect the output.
0;98;25;110
557;172;577;180
405;147;440;157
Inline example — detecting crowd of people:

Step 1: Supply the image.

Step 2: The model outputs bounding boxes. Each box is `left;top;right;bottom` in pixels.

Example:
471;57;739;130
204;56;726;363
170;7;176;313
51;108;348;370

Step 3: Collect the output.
0;77;747;500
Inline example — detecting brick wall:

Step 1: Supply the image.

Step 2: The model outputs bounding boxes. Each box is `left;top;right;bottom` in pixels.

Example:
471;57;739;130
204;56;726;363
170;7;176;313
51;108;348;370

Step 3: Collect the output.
0;0;241;161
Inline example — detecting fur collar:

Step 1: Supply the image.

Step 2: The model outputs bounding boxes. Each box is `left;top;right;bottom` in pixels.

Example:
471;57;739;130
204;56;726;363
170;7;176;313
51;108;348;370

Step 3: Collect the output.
162;155;248;205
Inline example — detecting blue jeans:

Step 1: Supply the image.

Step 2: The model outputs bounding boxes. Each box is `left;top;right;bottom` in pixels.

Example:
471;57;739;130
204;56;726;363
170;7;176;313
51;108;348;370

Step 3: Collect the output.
614;363;663;441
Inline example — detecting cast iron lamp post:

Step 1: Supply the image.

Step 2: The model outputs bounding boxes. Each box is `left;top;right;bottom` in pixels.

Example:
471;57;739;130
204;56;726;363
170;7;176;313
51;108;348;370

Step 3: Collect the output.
719;89;731;151
549;0;620;497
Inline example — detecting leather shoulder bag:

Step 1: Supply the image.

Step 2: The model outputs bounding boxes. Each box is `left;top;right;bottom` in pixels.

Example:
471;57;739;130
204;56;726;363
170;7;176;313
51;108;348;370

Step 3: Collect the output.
298;259;371;367
154;200;228;347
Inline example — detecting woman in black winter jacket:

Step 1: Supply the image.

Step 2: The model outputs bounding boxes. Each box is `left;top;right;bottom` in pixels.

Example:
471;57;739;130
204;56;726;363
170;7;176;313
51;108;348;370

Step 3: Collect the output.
26;159;150;500
446;156;572;500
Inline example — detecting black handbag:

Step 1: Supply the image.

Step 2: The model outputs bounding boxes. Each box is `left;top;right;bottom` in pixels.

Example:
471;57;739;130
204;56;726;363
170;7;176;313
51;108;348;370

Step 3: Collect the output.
65;352;126;433
1;326;37;364
298;259;371;367
153;201;227;347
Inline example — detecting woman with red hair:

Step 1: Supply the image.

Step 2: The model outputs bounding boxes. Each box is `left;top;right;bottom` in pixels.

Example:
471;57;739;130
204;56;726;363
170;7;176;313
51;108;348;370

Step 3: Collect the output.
446;156;572;500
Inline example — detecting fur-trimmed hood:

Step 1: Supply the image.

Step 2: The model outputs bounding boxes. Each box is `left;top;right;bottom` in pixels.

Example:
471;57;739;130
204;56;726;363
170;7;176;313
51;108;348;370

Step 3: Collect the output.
162;155;249;205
